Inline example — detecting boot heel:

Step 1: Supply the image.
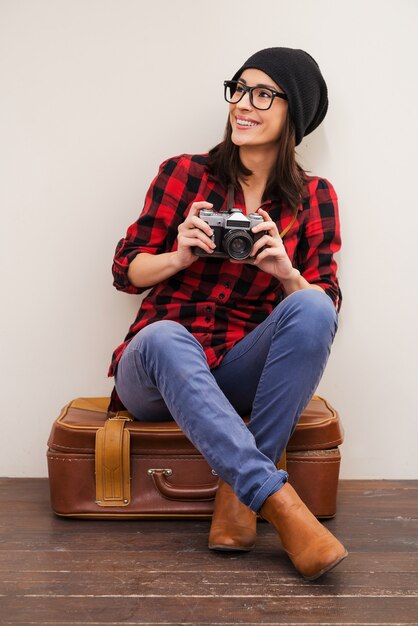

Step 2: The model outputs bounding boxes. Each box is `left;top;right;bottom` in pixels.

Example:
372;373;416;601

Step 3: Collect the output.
209;481;257;552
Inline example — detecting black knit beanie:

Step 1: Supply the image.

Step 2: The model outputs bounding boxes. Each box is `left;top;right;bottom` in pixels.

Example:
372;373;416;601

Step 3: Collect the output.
231;47;328;145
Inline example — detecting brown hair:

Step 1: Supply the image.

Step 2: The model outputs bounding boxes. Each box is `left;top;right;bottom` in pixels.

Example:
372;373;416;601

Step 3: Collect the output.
207;113;305;212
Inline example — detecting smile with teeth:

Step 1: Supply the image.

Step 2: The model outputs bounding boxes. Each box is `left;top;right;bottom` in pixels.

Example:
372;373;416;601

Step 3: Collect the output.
236;117;260;128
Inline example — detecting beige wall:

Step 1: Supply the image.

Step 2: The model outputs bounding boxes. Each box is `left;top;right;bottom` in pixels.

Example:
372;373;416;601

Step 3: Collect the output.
1;0;417;478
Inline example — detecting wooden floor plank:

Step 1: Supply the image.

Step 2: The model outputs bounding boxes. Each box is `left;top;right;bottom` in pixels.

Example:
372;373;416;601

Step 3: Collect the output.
1;571;418;597
1;595;418;624
1;516;416;552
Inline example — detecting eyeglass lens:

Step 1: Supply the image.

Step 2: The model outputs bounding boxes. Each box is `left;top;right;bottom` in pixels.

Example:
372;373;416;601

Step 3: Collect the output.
225;81;275;110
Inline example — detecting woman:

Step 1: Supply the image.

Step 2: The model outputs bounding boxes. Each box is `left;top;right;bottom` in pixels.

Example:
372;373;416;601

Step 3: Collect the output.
109;47;347;580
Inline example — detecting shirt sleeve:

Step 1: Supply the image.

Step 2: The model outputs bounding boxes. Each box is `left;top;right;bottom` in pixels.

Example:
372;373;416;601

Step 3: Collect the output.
112;156;191;294
296;178;342;310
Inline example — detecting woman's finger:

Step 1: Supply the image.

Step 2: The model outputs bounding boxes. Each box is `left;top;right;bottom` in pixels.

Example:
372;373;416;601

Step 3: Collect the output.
251;234;281;256
252;246;282;264
189;215;214;237
178;234;214;254
188;201;213;217
182;227;215;245
178;221;214;244
178;226;215;251
251;219;278;235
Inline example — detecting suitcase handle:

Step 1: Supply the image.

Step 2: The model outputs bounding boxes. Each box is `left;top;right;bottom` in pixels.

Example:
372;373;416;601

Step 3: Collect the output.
147;468;219;501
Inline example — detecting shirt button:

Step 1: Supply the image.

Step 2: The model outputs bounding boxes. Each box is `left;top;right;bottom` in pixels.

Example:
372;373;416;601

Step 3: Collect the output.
206;306;212;312
219;293;225;299
225;282;231;288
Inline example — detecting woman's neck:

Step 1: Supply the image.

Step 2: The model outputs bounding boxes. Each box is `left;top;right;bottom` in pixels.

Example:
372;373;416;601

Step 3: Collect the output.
238;144;278;191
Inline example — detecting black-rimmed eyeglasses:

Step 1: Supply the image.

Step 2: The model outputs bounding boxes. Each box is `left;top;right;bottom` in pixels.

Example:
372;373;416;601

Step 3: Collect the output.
224;80;288;111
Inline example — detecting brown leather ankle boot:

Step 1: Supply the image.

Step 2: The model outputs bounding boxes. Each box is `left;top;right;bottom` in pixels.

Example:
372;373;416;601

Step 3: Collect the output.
208;480;256;551
260;483;348;580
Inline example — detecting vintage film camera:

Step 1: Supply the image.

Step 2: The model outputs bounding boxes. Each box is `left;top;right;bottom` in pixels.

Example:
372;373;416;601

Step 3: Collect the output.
193;208;264;260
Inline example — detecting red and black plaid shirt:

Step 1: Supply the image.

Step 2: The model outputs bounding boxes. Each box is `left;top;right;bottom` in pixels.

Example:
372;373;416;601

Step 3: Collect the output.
109;153;341;384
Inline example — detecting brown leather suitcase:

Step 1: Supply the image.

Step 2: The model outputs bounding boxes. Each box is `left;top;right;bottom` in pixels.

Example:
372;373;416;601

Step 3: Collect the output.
47;395;343;519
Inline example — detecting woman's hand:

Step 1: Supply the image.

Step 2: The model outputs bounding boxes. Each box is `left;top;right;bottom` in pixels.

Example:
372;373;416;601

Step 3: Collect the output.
127;200;216;289
249;208;296;281
175;201;216;269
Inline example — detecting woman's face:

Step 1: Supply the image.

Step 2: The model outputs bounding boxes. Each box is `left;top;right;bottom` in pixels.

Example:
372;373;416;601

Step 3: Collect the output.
229;68;288;150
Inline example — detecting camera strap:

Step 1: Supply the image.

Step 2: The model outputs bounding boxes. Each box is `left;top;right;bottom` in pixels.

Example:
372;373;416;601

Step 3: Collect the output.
279;210;298;239
227;184;298;239
227;184;235;212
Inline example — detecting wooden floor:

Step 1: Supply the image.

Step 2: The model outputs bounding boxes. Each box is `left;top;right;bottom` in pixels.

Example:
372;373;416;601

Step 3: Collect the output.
0;479;417;625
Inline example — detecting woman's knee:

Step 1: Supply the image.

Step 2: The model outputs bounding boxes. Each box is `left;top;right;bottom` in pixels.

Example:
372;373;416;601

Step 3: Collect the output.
275;289;338;345
127;320;189;356
283;289;336;320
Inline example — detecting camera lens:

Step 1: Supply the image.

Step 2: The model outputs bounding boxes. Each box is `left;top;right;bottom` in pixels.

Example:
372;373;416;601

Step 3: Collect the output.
223;230;253;260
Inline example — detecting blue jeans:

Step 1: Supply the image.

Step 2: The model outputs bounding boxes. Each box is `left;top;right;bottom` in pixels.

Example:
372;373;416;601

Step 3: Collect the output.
115;290;338;512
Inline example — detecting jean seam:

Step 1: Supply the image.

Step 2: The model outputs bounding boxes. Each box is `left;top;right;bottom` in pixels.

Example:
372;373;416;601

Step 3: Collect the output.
219;319;277;369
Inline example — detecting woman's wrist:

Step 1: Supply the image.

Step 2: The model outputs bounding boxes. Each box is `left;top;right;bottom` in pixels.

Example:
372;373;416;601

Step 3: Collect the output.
171;249;193;272
280;267;325;296
279;267;302;294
